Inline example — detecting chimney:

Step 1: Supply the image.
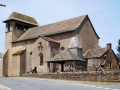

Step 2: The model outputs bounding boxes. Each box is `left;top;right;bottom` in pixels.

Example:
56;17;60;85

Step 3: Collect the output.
106;43;112;49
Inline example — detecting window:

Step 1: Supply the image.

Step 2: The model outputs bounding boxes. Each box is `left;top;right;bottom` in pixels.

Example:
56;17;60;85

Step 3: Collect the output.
110;62;112;68
15;23;23;30
30;52;32;55
15;23;31;31
8;23;10;32
39;53;44;65
61;47;65;50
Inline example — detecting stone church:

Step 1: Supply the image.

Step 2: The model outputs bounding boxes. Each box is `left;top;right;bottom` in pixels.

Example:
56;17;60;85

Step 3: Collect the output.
1;12;119;77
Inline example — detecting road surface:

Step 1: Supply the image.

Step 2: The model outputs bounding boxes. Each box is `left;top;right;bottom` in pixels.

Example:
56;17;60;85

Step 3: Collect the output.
0;77;120;90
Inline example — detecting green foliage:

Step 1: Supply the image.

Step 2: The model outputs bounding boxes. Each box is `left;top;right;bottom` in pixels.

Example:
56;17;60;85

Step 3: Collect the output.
117;39;120;53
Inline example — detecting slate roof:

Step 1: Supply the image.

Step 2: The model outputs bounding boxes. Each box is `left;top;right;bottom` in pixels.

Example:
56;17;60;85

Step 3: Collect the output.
47;49;85;62
84;48;109;59
14;15;87;42
3;12;38;26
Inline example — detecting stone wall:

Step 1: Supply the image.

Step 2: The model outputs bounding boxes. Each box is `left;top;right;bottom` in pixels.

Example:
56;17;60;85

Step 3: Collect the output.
23;71;120;82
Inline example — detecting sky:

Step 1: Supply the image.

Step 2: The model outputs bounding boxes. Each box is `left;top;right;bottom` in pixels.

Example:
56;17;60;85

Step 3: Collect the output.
0;0;120;54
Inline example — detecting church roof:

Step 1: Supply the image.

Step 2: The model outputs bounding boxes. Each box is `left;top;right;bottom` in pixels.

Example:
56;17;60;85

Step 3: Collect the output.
14;15;88;42
3;12;38;26
84;48;109;59
47;49;85;62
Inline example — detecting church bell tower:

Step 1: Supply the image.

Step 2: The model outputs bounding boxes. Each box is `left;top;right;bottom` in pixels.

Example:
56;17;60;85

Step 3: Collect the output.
3;12;39;50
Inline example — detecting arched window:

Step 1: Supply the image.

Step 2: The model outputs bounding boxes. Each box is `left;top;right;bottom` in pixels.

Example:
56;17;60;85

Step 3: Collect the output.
39;53;44;65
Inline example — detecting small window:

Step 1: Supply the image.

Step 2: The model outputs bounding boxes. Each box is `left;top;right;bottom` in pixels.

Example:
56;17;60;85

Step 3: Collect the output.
39;42;42;46
61;47;65;50
8;23;10;32
30;52;32;55
39;53;44;65
110;62;112;68
15;23;31;31
15;23;23;30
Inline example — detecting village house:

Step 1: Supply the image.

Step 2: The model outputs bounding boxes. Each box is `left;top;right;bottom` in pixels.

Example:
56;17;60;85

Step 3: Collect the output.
1;12;119;77
84;43;119;71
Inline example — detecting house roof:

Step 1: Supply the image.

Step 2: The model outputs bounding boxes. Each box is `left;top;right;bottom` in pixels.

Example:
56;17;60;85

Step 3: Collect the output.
84;48;109;59
14;15;88;42
3;12;38;26
47;49;85;62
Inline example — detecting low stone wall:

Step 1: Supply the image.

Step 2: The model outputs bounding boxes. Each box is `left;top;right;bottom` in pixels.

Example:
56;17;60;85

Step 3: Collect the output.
23;71;120;82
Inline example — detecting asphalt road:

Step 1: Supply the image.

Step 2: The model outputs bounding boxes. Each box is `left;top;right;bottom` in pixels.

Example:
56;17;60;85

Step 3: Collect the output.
0;77;120;90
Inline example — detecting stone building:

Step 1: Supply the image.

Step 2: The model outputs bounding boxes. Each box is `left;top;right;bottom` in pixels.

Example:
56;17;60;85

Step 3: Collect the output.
1;12;118;77
84;43;119;71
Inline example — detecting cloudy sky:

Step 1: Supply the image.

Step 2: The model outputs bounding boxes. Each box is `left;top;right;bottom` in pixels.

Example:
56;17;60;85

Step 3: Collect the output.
0;0;120;53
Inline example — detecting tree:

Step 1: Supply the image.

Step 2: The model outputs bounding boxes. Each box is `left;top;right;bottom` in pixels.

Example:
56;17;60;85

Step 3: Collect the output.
117;39;120;53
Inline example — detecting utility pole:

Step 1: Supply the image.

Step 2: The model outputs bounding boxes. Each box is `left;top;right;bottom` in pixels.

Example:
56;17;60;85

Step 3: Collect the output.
0;4;6;7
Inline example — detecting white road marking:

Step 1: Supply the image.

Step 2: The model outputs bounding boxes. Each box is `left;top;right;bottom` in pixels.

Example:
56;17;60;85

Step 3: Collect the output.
72;83;120;90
